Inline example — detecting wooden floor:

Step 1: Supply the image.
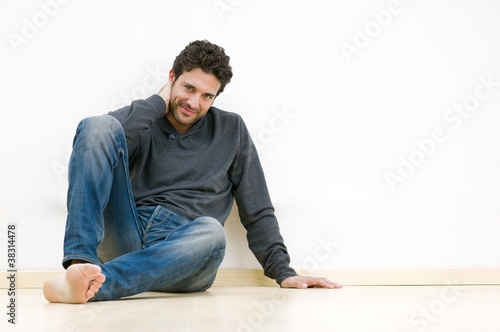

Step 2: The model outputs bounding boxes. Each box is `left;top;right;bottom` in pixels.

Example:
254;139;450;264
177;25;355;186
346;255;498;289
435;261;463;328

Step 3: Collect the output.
2;286;500;331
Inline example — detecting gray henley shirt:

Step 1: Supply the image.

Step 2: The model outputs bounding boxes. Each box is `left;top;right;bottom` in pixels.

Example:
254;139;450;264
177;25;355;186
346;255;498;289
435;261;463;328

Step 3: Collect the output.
108;94;297;284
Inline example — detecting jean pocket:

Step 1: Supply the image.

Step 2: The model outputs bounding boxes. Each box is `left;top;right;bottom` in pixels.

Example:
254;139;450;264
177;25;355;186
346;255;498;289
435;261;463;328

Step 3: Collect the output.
143;205;187;248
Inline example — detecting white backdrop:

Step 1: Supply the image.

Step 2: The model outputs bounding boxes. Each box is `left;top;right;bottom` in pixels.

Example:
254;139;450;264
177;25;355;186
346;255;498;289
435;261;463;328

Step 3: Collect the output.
0;0;499;272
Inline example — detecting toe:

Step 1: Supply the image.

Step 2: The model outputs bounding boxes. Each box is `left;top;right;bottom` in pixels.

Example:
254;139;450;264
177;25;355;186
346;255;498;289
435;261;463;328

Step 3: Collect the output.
96;273;106;283
89;284;99;293
86;289;95;301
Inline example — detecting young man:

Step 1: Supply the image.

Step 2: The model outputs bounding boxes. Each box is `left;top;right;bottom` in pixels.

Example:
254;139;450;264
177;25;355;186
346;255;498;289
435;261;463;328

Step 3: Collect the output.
43;40;342;304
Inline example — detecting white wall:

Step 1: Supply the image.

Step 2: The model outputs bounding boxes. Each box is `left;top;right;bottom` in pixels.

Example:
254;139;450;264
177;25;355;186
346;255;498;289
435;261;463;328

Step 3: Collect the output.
0;0;499;272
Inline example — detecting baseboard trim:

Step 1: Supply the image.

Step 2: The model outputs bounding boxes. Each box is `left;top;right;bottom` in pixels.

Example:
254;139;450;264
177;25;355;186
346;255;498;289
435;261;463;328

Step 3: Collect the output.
1;268;499;289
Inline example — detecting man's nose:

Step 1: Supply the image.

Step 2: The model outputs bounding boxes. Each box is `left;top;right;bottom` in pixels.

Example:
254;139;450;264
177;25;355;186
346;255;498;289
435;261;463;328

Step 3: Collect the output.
186;96;199;111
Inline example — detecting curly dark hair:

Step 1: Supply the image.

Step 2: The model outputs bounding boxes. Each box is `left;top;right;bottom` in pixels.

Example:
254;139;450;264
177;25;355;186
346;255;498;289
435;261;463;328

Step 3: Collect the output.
172;40;233;96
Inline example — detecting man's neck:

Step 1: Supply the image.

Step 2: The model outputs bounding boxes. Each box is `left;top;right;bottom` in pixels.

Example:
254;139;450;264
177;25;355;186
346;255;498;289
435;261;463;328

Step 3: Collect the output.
165;113;191;134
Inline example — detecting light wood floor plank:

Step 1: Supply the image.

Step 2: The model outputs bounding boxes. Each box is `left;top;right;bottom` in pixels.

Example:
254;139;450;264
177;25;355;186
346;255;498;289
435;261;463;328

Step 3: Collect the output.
2;268;499;289
2;286;500;331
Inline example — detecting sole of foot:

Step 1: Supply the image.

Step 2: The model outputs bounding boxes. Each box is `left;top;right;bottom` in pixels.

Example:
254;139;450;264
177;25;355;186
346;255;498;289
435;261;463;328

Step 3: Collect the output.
43;264;106;304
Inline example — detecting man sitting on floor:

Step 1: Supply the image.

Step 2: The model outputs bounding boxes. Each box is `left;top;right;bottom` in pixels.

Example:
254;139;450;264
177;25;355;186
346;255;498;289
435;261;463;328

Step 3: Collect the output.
43;40;342;303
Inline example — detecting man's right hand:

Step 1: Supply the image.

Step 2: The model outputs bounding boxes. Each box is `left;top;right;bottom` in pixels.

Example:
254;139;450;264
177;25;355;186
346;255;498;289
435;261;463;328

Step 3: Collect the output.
157;81;172;115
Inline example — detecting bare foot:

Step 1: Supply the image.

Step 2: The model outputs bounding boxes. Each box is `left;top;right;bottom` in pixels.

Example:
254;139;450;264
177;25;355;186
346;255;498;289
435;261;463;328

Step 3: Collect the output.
43;264;106;304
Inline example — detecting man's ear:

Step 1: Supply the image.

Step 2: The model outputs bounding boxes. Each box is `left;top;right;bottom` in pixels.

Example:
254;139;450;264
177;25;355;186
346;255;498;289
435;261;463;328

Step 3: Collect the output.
169;69;175;83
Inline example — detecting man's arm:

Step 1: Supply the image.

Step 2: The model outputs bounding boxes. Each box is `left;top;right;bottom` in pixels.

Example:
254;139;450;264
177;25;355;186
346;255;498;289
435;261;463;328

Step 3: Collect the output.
230;118;342;289
107;82;171;157
230;118;295;284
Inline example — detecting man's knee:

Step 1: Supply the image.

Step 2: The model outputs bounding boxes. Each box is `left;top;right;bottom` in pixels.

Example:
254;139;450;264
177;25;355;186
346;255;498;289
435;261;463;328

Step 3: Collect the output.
76;115;123;143
193;217;226;251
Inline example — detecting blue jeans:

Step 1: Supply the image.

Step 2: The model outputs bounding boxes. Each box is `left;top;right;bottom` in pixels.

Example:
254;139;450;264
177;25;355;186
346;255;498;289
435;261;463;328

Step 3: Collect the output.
62;115;226;301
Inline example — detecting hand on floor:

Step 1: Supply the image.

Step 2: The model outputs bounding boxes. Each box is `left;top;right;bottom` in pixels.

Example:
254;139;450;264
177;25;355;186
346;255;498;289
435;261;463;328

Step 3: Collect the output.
281;275;343;289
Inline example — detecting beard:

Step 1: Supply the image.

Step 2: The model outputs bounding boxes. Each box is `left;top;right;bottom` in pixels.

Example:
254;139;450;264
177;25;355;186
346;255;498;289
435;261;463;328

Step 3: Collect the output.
169;100;203;127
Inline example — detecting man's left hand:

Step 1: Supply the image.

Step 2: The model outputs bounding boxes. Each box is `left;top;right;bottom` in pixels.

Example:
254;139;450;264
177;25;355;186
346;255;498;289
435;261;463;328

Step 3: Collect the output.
281;275;343;289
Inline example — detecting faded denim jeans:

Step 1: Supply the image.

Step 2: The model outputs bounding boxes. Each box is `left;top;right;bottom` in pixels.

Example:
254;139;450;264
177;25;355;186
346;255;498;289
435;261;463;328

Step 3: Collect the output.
62;115;226;301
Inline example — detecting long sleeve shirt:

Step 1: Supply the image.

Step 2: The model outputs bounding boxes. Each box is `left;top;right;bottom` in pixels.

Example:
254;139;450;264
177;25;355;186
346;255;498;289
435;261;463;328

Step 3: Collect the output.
108;94;297;284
